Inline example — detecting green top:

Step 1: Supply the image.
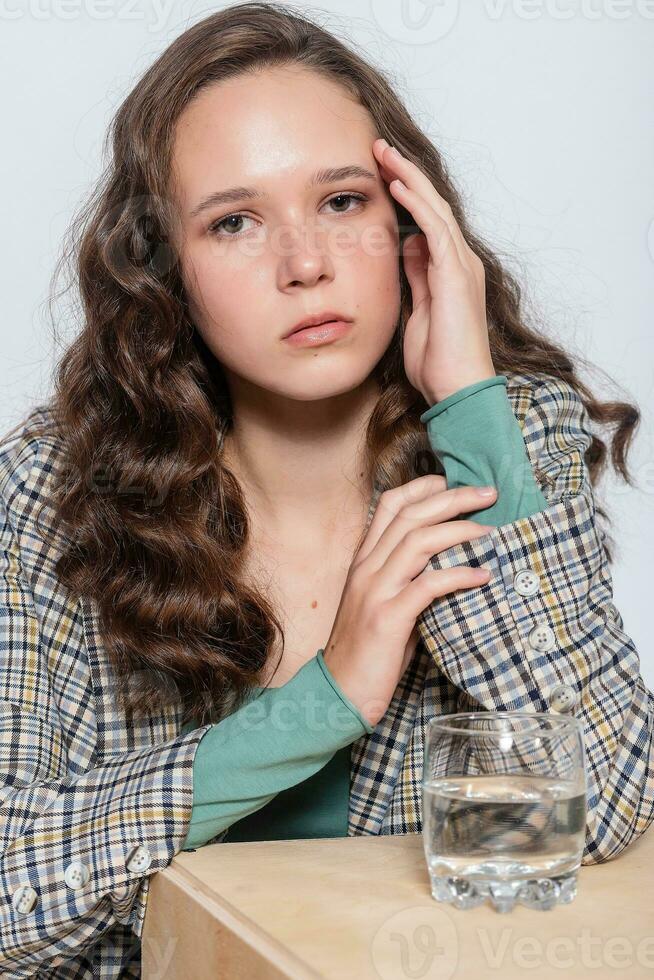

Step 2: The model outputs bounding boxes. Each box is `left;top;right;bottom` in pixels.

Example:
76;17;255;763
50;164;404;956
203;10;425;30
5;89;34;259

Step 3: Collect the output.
181;649;373;849
181;375;548;850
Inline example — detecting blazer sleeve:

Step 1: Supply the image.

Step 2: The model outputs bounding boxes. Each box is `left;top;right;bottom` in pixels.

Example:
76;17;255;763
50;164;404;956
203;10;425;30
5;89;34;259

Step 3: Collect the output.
416;373;654;865
0;495;213;975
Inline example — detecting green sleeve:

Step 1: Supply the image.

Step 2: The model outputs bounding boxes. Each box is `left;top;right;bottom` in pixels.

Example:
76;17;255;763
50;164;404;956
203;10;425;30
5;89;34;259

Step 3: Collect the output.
420;375;549;527
180;649;375;851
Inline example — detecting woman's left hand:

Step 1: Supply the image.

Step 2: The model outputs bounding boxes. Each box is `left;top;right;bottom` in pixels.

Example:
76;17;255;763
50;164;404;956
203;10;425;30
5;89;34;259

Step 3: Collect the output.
372;137;496;405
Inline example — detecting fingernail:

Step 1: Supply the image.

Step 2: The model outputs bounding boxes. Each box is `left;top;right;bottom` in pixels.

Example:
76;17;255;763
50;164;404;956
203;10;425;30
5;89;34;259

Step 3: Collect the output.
476;486;496;497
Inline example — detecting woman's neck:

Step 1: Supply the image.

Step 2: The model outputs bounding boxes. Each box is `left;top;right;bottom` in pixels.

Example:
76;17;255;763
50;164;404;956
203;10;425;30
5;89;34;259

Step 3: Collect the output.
221;379;379;550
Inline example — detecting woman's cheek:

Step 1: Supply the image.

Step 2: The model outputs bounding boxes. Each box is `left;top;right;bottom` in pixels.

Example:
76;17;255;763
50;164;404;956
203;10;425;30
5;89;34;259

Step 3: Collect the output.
353;216;400;277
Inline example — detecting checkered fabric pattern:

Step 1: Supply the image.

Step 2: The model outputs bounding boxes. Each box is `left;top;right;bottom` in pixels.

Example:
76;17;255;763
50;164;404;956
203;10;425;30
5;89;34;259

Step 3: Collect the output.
1;371;652;977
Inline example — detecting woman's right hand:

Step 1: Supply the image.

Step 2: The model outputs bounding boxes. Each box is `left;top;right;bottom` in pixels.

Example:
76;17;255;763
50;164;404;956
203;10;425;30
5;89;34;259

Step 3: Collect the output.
322;475;497;727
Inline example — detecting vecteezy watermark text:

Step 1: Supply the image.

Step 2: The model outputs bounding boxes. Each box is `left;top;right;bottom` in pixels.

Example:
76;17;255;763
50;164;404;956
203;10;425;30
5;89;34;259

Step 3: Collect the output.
371;905;654;977
0;0;177;32
369;0;654;46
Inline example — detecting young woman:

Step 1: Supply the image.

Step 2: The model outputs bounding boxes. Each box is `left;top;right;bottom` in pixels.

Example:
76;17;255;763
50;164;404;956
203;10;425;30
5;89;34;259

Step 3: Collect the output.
1;2;652;976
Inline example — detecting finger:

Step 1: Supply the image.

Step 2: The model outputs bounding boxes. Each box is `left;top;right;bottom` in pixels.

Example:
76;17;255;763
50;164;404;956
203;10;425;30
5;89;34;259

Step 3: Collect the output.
357;475;448;562
363;485;497;571
389;178;466;273
372;155;400;193
376;160;396;184
374;520;492;589
372;138;403;186
374;141;471;264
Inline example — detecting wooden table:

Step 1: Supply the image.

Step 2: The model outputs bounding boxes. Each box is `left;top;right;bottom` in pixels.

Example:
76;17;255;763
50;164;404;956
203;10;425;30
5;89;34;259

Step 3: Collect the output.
142;828;654;979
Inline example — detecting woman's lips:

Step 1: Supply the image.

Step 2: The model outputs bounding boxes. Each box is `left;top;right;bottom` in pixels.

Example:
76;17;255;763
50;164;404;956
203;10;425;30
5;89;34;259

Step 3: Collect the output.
283;320;352;347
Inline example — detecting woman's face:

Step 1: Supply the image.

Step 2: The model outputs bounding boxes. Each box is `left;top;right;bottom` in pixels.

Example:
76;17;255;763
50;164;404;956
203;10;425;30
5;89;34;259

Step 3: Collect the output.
169;65;401;405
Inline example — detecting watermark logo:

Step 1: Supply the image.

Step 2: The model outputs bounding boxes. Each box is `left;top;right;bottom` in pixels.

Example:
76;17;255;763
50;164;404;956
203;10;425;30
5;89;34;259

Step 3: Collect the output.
141;935;179;979
370;904;459;979
369;0;461;45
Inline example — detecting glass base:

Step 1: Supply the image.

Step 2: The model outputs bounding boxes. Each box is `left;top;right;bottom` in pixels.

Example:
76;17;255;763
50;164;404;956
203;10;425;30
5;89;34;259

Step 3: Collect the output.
429;871;578;912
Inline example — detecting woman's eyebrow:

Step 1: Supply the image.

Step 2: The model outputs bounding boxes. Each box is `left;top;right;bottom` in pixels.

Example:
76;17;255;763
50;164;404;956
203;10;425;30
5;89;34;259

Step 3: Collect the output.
189;164;377;218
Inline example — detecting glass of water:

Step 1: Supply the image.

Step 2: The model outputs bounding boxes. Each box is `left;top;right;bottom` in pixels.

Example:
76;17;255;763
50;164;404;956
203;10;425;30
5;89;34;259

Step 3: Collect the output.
422;711;587;913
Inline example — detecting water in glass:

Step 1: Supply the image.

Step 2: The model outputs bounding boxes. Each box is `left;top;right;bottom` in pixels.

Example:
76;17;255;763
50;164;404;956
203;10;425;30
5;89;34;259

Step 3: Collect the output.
422;712;587;912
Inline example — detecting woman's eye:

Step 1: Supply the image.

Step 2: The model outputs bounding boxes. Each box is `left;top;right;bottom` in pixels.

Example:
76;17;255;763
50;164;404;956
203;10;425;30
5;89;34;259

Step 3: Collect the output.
208;213;255;237
208;192;367;239
323;192;367;214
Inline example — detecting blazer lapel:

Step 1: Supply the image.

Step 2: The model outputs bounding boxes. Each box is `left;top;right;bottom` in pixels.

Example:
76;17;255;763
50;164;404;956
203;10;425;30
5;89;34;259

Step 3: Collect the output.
80;592;180;762
347;483;431;835
348;633;430;835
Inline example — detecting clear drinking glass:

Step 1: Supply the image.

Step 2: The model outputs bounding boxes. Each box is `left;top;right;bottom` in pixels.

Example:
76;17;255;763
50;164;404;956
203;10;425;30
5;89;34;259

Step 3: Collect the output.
422;711;587;913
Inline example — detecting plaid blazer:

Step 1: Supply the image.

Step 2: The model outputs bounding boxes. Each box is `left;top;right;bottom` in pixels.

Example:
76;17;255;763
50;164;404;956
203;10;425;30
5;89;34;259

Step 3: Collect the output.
1;371;653;978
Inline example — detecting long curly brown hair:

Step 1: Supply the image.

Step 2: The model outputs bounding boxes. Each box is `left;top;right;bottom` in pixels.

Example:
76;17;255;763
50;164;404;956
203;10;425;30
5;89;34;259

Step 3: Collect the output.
13;1;639;728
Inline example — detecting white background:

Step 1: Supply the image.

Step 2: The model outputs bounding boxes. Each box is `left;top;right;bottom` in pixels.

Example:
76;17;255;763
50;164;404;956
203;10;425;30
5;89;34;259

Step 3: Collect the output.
1;0;652;680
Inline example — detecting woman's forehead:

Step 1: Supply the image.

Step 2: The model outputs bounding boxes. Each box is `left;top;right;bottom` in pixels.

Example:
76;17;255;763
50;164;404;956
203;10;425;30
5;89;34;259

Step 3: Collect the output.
172;70;374;177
